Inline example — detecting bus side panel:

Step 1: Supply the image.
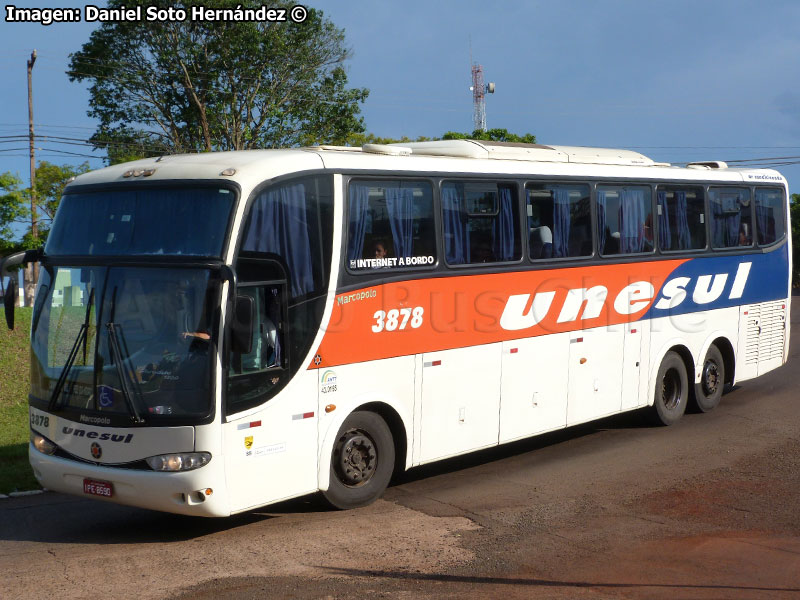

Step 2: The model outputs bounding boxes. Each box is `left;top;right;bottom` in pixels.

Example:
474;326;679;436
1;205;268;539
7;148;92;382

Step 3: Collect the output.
566;323;625;425
499;332;569;444
621;320;647;411
316;355;415;490
418;343;502;463
223;369;319;513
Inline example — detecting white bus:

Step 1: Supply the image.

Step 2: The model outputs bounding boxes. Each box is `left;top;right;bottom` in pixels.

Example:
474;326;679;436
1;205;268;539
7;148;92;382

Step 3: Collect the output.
4;140;791;516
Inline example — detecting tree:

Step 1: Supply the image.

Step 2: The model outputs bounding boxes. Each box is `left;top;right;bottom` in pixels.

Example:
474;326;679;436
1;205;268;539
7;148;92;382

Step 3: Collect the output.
0;162;89;304
344;130;537;147
344;133;434;146
792;194;799;287
68;0;369;162
30;161;90;238
442;128;537;144
0;173;27;255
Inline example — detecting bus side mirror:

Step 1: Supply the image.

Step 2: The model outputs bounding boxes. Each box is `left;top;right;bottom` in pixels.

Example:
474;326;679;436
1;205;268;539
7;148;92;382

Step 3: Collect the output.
3;278;16;330
231;295;254;354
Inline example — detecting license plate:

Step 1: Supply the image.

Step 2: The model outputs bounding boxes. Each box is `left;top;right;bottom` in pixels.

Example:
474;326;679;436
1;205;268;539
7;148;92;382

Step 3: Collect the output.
83;478;114;498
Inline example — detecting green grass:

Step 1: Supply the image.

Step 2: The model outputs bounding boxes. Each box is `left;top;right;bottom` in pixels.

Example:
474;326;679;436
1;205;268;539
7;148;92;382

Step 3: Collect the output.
0;307;39;494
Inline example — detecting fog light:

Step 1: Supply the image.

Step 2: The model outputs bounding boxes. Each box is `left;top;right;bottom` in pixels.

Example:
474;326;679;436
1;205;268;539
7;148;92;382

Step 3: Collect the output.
31;432;57;455
146;452;211;472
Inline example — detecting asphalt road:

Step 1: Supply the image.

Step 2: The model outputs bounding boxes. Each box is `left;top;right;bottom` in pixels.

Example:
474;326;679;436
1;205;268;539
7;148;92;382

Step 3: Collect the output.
2;296;799;600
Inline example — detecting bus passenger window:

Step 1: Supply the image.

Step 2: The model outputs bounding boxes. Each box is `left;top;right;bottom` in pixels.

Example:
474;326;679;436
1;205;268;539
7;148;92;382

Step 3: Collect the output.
754;188;785;246
656;186;706;251
597;185;654;255
441;181;520;265
709;187;752;248
347;180;436;271
526;183;591;259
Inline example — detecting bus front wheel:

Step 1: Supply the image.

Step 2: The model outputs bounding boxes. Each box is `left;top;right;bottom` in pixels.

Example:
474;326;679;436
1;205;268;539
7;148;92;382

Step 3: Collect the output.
323;411;395;510
652;351;688;426
692;345;725;413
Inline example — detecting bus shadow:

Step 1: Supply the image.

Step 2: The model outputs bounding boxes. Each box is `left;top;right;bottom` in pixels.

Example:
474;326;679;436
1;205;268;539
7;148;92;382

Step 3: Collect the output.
388;407;654;489
319;566;800;596
0;495;271;545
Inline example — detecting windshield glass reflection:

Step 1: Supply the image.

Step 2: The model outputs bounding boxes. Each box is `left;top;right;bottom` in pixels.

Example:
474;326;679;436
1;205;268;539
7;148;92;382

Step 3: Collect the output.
31;266;220;421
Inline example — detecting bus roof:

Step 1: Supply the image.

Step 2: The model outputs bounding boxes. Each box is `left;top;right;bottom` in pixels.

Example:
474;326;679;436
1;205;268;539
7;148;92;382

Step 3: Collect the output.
66;141;786;190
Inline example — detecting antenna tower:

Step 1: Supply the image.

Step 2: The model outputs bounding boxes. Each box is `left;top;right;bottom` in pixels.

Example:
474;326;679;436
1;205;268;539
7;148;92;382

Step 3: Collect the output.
468;43;495;133
471;63;486;132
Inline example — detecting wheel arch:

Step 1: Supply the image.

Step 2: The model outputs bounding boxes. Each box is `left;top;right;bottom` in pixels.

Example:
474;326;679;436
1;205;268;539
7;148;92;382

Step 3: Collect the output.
317;396;411;492
648;340;695;406
702;335;736;387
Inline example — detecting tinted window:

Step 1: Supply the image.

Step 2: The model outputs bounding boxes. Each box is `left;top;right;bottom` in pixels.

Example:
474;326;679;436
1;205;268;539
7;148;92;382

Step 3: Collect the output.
754;188;785;246
709;187;752;248
656;186;706;251
526;183;592;259
597;185;653;255
242;176;333;298
231;175;333;413
47;188;235;257
347;180;436;271
442;181;520;264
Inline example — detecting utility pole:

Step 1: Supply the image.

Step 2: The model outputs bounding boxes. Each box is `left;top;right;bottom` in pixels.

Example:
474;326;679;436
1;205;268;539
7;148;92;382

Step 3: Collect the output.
27;49;37;242
25;49;38;307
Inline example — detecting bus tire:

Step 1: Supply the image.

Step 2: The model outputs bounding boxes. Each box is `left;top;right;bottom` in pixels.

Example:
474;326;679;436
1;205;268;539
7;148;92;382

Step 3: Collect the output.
692;345;725;413
652;351;688;426
323;411;395;510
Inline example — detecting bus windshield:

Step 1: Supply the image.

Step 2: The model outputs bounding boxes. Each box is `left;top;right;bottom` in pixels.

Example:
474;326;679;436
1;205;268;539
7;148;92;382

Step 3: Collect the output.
30;266;221;422
45;187;235;257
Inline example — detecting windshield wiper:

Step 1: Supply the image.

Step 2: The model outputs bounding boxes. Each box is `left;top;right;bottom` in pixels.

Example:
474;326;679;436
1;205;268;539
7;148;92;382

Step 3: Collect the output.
48;288;95;412
106;322;145;424
47;324;87;412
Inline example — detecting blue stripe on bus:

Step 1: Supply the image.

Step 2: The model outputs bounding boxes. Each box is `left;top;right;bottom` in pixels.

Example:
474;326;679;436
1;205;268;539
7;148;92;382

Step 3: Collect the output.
645;245;789;319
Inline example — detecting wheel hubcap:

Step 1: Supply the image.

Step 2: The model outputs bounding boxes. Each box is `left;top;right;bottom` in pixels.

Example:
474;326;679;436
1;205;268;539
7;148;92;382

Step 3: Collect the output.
334;430;377;487
702;361;720;395
661;368;682;410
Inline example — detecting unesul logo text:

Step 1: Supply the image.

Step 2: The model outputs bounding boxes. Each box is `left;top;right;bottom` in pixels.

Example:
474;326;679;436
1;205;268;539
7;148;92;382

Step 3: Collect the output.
500;262;751;331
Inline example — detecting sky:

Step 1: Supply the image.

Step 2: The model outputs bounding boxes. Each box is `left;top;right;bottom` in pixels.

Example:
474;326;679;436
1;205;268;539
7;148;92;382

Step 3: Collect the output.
1;0;799;240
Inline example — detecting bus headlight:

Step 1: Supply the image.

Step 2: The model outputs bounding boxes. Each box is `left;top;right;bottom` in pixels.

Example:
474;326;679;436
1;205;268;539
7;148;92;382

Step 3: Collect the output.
31;432;57;455
146;452;211;472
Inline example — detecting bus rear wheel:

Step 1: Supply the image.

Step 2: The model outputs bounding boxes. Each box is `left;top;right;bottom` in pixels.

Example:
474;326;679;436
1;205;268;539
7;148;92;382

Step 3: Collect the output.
692;345;725;413
652;351;688;426
323;411;395;510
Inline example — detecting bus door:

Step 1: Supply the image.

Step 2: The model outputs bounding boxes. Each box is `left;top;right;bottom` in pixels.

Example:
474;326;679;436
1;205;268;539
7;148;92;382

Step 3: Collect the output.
223;278;319;512
418;343;502;462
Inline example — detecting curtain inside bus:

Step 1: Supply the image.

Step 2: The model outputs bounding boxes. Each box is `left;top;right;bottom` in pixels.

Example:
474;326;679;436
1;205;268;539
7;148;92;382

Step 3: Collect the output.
754;188;785;246
385;188;414;259
442;184;471;264
243;183;314;297
619;188;647;253
492;187;516;261
552;188;571;258
710;188;752;248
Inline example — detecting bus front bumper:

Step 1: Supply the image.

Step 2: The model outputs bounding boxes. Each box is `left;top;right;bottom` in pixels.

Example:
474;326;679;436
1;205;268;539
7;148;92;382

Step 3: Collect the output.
29;444;231;517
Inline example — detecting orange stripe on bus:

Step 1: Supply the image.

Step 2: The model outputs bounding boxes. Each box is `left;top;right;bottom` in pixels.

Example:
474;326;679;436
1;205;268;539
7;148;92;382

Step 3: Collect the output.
310;259;686;369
